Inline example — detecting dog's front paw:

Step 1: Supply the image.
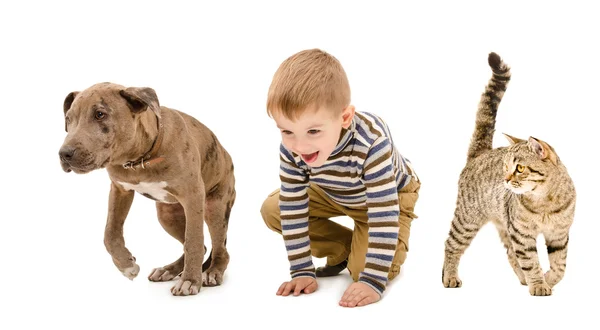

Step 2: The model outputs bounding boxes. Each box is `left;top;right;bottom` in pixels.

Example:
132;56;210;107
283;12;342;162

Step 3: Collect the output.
202;269;224;287
122;263;140;280
171;278;200;296
148;267;177;282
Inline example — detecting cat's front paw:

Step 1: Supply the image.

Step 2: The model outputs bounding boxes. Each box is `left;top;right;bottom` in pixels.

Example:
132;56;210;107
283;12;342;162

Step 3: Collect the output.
529;282;552;296
442;271;462;288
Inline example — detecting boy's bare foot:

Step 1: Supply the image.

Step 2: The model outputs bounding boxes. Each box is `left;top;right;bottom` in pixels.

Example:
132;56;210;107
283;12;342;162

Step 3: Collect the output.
316;259;348;277
276;277;318;296
339;282;380;307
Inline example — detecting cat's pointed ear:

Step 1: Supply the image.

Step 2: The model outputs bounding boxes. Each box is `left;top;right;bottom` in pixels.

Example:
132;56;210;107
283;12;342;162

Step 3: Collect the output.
503;133;525;145
528;136;558;165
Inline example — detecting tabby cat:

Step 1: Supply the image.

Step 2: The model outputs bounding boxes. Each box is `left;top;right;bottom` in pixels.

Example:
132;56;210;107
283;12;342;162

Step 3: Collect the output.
441;52;576;296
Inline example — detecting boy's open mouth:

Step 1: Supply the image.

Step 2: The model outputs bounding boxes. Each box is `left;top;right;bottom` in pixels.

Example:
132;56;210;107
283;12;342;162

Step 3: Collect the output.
301;151;319;164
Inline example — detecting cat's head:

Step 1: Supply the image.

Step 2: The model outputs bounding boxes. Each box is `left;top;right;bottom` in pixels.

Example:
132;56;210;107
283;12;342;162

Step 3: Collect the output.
502;133;560;195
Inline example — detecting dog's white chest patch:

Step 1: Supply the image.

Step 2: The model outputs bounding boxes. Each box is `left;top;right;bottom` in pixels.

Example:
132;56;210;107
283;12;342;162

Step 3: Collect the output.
117;181;171;202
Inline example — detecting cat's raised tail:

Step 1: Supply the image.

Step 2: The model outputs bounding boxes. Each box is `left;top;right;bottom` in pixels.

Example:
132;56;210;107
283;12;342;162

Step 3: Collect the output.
466;52;512;161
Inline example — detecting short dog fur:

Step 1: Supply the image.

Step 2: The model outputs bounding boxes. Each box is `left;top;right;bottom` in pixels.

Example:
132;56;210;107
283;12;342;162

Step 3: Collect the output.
59;82;236;296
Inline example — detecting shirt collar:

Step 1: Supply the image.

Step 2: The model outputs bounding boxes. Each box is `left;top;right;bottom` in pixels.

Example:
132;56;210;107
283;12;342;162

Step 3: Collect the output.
329;117;355;157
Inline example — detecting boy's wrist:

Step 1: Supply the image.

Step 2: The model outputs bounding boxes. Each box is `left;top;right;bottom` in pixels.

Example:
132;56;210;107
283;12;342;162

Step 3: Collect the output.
291;271;317;279
358;274;386;296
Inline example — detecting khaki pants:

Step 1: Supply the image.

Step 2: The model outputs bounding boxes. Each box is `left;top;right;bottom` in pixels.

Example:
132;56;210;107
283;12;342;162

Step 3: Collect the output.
260;177;420;282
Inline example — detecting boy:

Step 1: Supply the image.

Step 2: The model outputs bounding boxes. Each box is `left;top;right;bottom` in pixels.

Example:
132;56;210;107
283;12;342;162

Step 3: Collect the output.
260;49;420;307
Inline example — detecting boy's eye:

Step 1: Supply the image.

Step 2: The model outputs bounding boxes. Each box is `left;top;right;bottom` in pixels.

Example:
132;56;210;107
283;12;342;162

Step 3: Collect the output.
281;130;292;135
516;164;524;173
308;129;321;135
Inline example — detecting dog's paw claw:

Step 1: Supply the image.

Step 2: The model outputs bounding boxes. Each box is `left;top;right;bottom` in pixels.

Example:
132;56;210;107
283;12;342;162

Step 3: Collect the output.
202;269;224;287
122;263;140;280
171;279;200;296
148;267;177;282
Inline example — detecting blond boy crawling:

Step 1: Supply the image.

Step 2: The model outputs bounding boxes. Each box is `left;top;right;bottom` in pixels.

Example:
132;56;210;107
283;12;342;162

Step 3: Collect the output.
260;49;420;307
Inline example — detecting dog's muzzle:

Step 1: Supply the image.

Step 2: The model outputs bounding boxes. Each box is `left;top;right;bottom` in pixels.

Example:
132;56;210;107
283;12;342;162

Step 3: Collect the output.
59;146;76;172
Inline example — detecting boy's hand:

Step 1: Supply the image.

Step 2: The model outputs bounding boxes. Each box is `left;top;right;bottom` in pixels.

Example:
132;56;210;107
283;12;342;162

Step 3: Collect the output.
276;277;318;296
339;282;381;307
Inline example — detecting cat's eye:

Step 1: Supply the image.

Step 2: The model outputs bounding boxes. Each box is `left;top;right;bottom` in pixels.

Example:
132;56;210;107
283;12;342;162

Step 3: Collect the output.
516;164;524;173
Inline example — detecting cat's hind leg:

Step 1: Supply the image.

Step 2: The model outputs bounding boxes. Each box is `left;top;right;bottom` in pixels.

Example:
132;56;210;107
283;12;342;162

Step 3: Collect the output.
442;212;484;288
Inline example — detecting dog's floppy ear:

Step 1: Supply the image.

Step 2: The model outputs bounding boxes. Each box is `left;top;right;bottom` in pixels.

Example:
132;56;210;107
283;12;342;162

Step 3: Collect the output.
63;91;79;132
119;87;161;118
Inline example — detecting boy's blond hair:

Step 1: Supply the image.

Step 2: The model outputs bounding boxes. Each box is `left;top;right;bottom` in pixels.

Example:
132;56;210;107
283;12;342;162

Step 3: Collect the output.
267;48;350;119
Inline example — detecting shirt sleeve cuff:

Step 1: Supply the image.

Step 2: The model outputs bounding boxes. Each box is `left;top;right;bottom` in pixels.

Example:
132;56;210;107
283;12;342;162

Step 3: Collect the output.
291;271;316;279
358;275;386;296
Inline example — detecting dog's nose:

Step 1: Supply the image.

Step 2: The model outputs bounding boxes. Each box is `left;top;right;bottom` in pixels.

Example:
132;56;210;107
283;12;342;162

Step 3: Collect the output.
59;146;76;161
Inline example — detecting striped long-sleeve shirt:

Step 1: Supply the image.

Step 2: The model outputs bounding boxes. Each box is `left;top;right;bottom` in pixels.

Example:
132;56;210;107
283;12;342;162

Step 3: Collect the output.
278;111;418;295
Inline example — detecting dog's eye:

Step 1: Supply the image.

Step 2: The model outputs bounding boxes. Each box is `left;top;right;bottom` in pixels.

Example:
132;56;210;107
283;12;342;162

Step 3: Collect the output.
95;111;106;120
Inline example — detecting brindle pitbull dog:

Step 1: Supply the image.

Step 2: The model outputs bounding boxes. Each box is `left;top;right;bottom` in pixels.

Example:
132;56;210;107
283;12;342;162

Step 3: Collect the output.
59;82;235;296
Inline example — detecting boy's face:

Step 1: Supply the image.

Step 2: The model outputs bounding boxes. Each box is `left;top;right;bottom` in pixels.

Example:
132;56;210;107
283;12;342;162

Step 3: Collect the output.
273;105;355;168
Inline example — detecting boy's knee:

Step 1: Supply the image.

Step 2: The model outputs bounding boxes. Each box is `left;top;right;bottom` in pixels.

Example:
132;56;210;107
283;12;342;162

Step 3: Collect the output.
260;190;281;232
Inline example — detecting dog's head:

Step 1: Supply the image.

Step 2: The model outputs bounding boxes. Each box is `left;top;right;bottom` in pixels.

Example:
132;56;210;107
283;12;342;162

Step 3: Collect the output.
59;82;161;174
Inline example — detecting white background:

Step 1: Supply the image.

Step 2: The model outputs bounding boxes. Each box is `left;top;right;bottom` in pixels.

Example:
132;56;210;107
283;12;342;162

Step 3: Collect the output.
1;1;598;329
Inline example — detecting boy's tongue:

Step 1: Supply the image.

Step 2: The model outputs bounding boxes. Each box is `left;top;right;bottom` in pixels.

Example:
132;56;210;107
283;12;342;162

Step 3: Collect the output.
302;151;319;163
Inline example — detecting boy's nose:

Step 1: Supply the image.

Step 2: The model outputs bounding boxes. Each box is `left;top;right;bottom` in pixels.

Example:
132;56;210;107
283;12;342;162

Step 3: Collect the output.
294;146;313;155
291;141;311;154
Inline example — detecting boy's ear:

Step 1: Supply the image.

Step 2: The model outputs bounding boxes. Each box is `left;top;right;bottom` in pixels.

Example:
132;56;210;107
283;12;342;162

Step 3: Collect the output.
341;105;355;129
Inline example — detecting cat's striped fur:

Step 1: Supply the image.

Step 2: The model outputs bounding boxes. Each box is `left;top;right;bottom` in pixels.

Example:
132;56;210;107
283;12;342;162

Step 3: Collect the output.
442;52;576;296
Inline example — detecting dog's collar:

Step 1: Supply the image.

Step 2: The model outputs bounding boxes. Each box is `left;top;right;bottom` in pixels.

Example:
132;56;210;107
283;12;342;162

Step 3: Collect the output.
122;117;165;170
122;156;165;170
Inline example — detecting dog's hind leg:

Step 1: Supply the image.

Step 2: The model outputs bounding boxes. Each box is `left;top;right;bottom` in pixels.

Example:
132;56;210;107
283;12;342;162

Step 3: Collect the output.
148;202;186;282
203;184;235;286
150;202;213;283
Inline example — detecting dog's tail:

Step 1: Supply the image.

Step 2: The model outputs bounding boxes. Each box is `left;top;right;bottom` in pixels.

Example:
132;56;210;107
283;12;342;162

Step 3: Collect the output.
466;52;511;162
202;249;212;272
